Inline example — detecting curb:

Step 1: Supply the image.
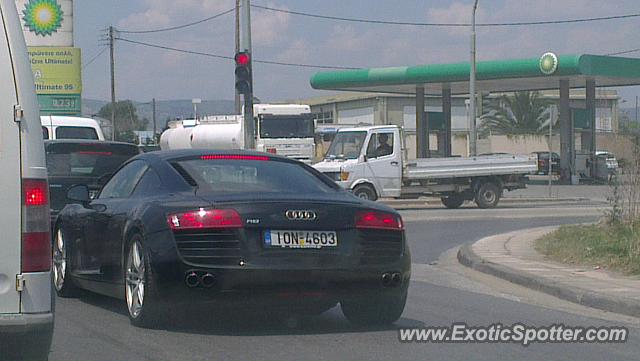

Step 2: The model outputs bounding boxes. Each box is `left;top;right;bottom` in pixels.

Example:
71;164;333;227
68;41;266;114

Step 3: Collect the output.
457;242;640;318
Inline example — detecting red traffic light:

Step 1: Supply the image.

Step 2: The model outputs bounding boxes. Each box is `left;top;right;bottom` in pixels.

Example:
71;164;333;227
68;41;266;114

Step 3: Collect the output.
235;52;250;66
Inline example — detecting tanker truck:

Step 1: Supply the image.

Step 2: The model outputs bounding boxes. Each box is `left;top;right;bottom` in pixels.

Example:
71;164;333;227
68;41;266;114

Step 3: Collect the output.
160;104;316;163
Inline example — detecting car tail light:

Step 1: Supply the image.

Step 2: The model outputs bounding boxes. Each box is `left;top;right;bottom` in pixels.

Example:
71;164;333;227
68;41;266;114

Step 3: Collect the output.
22;179;51;272
266;148;277;154
355;210;403;231
167;208;242;230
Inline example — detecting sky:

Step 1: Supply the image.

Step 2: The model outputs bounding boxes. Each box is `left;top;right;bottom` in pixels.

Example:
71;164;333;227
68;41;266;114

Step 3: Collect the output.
75;0;640;105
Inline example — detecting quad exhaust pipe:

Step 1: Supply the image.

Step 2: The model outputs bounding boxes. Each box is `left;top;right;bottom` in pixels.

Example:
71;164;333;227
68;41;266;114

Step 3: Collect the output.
381;272;402;288
185;271;216;288
185;272;200;288
200;273;216;288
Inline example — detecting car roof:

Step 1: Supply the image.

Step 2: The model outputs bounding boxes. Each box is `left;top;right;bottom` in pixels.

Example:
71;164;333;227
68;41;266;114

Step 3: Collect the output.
134;149;293;162
40;116;101;127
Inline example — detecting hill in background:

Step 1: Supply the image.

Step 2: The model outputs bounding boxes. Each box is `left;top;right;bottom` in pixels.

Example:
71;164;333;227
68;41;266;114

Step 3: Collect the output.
82;98;236;131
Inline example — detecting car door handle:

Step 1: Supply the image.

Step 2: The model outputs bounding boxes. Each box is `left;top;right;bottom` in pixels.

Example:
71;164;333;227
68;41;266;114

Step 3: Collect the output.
390;161;399;166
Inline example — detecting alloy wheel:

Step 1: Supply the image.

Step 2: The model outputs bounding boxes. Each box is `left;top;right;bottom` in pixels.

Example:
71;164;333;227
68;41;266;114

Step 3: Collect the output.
125;241;146;319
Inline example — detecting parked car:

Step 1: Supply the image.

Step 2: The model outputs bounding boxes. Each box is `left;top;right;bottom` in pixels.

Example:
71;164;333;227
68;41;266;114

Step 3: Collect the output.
53;150;410;328
0;0;54;359
531;151;560;175
45;140;141;228
596;151;619;171
41;115;105;140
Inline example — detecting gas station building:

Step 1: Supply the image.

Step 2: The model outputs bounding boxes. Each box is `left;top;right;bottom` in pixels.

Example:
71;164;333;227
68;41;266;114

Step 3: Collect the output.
307;54;640;181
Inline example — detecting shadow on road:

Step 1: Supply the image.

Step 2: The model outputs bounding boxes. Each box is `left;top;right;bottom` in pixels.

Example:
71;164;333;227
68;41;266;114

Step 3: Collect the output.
72;292;425;337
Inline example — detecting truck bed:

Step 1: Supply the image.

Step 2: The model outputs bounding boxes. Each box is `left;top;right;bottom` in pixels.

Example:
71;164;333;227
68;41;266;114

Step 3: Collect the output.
404;154;538;180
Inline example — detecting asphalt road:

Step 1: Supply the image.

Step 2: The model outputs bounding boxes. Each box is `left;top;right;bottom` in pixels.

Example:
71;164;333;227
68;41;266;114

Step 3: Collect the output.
48;203;640;361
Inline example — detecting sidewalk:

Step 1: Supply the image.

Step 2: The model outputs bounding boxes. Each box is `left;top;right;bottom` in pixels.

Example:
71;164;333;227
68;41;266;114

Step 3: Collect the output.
458;226;640;318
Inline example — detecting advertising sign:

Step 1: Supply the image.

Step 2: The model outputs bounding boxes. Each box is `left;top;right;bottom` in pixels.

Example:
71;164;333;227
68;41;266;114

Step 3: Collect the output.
16;0;73;47
27;46;81;114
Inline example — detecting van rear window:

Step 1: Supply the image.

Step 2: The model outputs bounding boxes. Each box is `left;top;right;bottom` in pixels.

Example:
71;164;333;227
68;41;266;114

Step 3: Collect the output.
55;126;99;140
46;143;140;178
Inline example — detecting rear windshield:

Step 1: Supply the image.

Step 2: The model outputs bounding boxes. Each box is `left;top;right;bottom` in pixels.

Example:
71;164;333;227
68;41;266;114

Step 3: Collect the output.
175;158;335;194
46;143;140;178
56;126;99;140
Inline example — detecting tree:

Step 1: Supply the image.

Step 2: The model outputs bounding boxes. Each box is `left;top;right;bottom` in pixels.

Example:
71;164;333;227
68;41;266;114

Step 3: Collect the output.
97;100;149;143
480;91;555;137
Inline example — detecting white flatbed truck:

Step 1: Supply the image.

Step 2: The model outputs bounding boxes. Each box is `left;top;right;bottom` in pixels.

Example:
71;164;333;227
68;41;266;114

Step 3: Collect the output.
313;125;538;209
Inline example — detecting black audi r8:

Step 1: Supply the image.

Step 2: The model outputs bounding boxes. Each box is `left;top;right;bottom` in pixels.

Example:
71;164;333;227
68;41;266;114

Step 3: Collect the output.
53;149;411;328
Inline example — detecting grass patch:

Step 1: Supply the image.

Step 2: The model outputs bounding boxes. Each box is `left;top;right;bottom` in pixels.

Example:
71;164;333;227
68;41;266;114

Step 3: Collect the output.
535;223;640;275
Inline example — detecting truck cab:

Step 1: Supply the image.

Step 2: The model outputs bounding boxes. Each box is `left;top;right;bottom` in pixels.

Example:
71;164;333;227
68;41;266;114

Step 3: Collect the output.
314;125;404;198
314;125;536;208
253;104;316;163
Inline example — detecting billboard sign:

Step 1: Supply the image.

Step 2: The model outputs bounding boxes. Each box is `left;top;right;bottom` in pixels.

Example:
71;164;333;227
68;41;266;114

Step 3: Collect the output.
16;0;73;47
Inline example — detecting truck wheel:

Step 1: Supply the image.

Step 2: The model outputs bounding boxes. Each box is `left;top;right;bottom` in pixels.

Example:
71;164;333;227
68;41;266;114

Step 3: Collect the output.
475;182;501;209
353;184;377;201
441;194;465;209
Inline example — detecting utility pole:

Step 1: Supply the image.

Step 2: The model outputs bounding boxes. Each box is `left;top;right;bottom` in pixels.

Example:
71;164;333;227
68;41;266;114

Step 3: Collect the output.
468;0;479;156
635;95;638;124
235;0;241;114
109;26;117;141
240;0;255;149
152;98;157;143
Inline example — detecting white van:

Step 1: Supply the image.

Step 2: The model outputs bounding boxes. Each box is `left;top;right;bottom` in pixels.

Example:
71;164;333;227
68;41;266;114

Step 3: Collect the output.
41;115;105;140
0;1;54;359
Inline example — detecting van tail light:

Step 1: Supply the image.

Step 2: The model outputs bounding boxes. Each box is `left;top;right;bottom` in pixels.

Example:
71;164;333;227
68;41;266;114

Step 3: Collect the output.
167;208;242;231
266;148;277;154
355;210;404;231
22;179;51;273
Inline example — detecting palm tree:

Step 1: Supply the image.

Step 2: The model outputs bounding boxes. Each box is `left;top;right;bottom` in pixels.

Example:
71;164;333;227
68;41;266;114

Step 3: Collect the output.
480;91;555;137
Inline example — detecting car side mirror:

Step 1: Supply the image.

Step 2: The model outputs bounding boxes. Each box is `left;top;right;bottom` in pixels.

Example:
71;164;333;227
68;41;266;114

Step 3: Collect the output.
67;185;90;205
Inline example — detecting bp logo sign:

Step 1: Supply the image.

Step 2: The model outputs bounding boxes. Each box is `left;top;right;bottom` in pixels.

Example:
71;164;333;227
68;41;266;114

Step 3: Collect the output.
22;0;64;36
539;52;558;75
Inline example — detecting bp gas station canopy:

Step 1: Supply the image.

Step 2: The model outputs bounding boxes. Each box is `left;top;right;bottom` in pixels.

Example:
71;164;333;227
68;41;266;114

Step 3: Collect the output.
309;54;640;180
310;54;640;95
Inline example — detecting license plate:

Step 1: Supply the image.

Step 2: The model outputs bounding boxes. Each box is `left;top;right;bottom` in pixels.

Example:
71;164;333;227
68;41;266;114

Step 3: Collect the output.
265;230;338;249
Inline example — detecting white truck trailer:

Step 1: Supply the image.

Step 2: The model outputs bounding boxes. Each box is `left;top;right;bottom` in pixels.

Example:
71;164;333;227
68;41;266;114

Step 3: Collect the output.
313;125;538;209
160;104;316;163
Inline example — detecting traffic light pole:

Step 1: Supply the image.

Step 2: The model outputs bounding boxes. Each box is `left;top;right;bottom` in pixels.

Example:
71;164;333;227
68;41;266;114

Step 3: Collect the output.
240;0;255;149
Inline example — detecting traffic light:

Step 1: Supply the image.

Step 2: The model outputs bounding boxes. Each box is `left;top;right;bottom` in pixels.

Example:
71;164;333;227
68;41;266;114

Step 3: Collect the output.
235;52;252;95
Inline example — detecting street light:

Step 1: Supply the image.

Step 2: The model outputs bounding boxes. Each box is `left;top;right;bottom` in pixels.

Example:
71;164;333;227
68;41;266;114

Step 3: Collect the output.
469;0;479;156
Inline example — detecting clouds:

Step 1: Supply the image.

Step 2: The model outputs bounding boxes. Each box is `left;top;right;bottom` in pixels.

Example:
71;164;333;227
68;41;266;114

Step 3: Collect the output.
118;0;230;31
79;0;640;102
251;2;290;45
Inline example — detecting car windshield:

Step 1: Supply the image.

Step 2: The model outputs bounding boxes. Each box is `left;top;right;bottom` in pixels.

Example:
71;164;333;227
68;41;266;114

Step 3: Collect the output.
46;143;140;178
175;158;335;194
325;131;367;159
259;115;314;138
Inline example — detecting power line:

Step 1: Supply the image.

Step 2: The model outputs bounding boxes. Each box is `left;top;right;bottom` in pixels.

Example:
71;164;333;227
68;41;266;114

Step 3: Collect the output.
83;46;108;69
252;4;640;27
118;8;235;34
606;48;640;56
115;37;360;70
